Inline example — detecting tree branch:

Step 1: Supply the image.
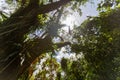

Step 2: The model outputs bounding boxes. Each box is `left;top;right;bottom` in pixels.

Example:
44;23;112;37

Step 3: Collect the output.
18;37;71;76
39;0;71;14
0;0;72;79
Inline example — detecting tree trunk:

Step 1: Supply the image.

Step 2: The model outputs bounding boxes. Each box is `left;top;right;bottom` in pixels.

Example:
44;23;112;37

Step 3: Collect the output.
0;0;71;80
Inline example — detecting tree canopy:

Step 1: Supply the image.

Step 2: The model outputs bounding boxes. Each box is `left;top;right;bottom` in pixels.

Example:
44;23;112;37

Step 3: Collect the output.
0;0;120;80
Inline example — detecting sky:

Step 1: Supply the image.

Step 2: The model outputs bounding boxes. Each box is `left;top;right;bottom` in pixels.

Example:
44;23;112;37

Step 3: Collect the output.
56;0;101;61
0;0;100;24
62;0;100;26
0;0;101;60
0;0;102;76
61;0;100;35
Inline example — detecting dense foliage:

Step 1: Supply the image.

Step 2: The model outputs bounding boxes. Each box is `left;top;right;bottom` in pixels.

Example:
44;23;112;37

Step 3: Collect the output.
71;7;120;80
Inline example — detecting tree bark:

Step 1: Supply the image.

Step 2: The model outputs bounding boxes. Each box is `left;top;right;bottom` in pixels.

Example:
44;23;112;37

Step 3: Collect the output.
0;0;71;80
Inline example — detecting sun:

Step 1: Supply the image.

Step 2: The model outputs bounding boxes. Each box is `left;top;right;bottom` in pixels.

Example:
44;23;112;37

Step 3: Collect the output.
61;14;76;33
62;15;75;27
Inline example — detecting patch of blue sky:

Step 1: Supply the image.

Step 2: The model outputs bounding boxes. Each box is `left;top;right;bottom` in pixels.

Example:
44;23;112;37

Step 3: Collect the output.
56;0;102;61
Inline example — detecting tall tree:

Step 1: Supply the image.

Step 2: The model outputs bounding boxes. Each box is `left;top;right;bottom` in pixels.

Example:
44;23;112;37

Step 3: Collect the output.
0;0;72;80
71;6;120;80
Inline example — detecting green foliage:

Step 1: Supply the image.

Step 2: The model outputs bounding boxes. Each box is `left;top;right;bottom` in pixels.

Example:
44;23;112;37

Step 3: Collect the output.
71;6;120;80
18;1;120;80
26;54;60;80
37;14;48;25
97;0;120;11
